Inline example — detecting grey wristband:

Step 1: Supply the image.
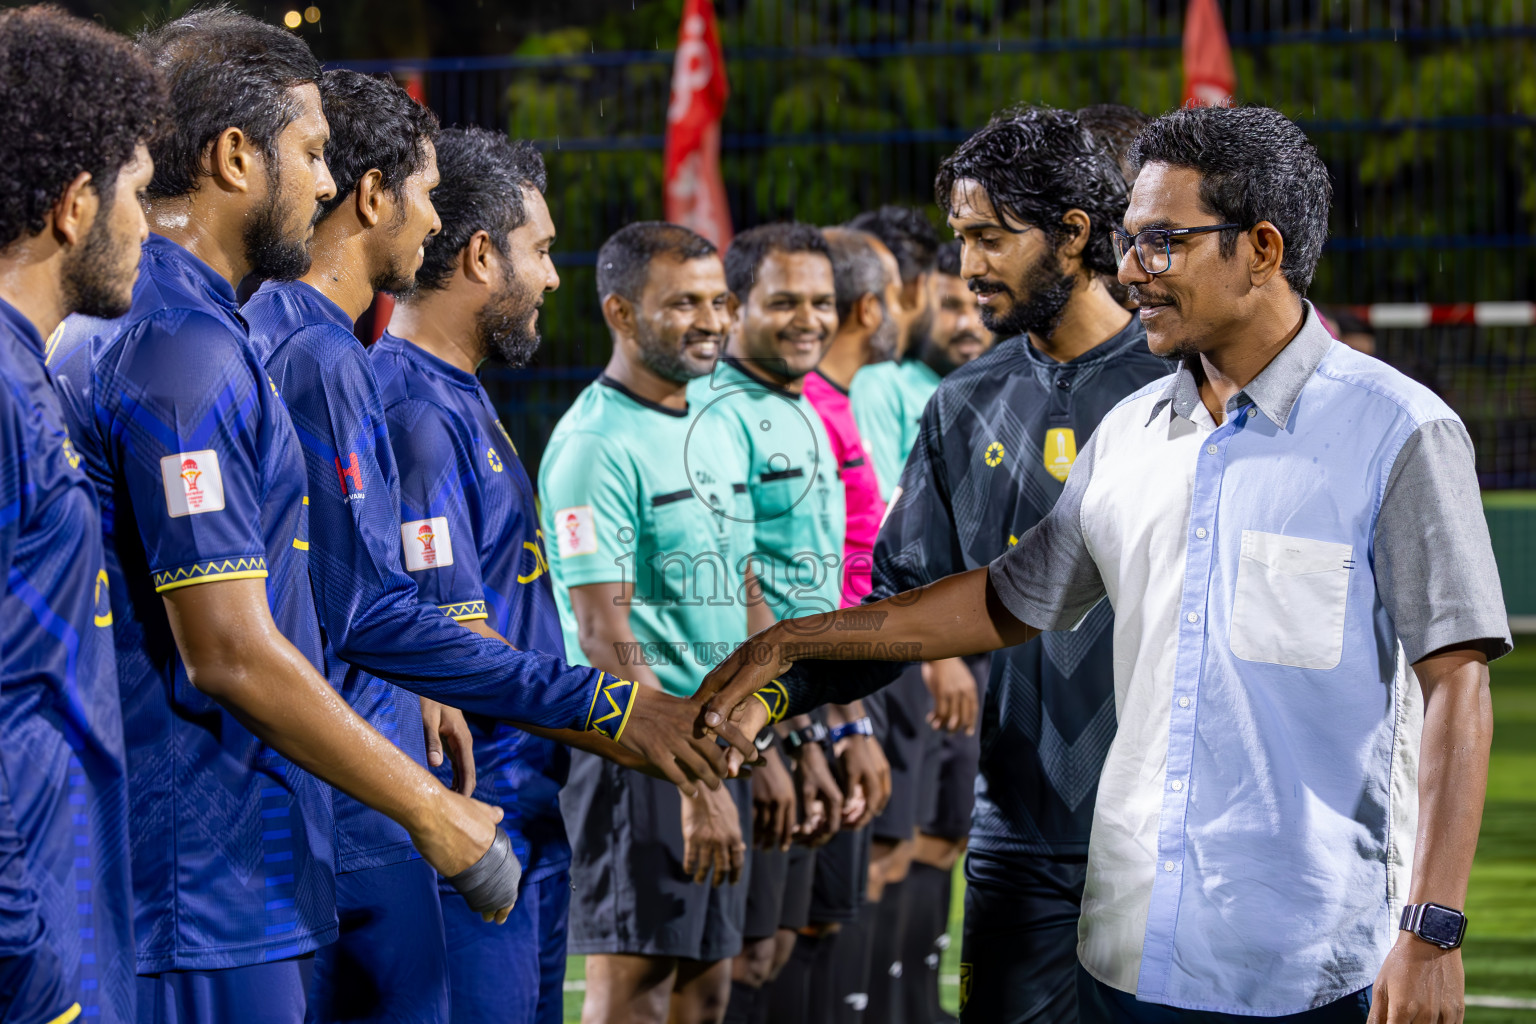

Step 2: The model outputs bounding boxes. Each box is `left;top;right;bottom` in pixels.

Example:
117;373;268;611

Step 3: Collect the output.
445;827;522;915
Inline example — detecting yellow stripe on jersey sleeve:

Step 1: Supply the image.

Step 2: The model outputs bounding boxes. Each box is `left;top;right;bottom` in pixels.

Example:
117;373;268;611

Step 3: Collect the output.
152;557;269;593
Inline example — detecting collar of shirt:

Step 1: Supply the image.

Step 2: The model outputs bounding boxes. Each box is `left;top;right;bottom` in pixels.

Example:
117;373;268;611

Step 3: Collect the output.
254;278;357;335
1017;313;1146;372
145;233;239;314
379;331;481;394
598;372;689;417
0;294;45;363
720;353;804;399
1147;300;1332;428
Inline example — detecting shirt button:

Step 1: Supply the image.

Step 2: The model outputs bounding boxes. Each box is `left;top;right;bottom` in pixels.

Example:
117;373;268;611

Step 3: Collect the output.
1178;696;1191;709
1206;444;1219;455
1195;527;1207;539
1171;779;1184;792
1164;860;1176;872
1247;408;1256;418
1186;612;1200;624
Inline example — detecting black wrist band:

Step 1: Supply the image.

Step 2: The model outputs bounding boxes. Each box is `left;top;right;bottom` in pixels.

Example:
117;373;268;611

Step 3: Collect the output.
446;827;522;914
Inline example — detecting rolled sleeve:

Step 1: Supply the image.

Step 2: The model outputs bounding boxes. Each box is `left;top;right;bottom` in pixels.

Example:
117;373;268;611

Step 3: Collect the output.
987;431;1105;632
1374;418;1512;664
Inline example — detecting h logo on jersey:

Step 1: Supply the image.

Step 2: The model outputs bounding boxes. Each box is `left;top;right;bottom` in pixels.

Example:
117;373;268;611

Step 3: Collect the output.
401;517;454;571
336;452;363;495
161;450;226;517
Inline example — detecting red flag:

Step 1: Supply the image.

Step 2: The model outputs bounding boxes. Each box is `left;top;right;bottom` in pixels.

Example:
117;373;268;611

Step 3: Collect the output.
1182;0;1236;108
664;0;732;250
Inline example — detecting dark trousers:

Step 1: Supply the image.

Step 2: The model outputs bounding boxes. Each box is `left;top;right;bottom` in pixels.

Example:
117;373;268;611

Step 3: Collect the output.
1076;969;1371;1024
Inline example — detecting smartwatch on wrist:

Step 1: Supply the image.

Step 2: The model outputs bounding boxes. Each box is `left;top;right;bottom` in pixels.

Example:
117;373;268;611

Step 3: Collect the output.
780;721;829;757
829;718;874;743
1399;903;1467;950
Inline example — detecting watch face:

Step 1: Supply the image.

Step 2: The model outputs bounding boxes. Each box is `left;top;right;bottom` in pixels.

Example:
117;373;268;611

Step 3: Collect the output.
1419;905;1465;946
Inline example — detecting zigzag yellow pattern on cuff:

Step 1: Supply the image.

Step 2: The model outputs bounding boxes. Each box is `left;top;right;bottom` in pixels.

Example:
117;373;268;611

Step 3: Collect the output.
440;600;488;622
153;556;269;593
752;679;790;724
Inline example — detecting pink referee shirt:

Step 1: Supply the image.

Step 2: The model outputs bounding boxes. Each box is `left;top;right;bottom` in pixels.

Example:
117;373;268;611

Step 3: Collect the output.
803;369;887;607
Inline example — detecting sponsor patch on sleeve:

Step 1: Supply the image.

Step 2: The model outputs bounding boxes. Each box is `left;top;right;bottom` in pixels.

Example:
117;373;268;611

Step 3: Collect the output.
554;505;598;557
161;450;226;517
401;516;454;571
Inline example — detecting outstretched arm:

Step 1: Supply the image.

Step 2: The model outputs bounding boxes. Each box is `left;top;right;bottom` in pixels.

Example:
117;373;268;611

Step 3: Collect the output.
454;615;655;777
697;567;1037;766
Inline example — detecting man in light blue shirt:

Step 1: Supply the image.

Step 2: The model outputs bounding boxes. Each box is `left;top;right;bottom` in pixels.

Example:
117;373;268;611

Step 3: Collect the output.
698;105;1507;1024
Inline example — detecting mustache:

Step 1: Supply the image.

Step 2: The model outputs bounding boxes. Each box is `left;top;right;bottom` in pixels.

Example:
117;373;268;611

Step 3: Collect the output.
682;328;723;347
1127;284;1174;308
776;326;826;344
968;278;1012;296
949;330;986;346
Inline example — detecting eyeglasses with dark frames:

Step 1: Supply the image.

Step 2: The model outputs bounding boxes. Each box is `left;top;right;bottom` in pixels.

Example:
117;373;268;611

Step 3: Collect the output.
1111;224;1242;275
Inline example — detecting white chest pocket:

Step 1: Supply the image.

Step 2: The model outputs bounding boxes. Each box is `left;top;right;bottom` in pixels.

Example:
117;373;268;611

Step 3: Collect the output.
1230;530;1353;670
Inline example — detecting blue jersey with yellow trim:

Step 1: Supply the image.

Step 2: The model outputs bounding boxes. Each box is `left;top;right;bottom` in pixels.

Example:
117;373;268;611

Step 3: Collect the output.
372;332;570;883
0;297;134;1024
243;281;427;874
241;281;613;724
48;234;337;973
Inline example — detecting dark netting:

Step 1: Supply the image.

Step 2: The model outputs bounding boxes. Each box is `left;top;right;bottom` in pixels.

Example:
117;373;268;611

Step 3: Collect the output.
337;0;1536;488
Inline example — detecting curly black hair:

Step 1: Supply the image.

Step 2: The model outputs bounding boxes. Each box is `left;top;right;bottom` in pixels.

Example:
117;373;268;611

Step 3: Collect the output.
411;127;547;293
846;205;939;284
596;222;717;304
316;70;439;221
1129;106;1332;295
138;6;320;200
1076;103;1150;186
0;5;166;249
934;106;1127;278
722;222;830;303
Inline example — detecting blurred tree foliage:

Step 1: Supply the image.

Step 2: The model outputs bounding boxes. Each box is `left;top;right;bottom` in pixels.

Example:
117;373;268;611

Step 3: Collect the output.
495;0;1534;304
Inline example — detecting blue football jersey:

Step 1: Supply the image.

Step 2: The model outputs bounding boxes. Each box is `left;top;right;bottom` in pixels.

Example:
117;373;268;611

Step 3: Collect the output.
0;298;134;1024
372;332;570;883
243;281;427;873
242;282;617;868
47;235;337;972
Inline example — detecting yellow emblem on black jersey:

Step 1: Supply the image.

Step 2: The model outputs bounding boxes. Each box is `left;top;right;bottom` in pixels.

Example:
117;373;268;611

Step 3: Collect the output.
983;442;1005;467
1044;427;1077;482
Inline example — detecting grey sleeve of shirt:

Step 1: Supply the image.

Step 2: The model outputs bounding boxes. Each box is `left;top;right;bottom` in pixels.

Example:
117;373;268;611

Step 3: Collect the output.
986;430;1107;632
1374;417;1513;665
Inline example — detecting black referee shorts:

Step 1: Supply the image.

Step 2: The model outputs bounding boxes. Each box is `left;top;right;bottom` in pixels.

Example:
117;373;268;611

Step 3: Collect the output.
562;750;751;962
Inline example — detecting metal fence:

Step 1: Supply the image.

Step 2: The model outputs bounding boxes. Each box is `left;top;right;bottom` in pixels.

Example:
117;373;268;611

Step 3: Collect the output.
338;0;1536;488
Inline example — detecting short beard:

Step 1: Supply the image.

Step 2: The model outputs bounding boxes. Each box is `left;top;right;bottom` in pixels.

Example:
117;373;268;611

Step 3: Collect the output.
373;249;416;296
634;318;718;384
244;163;315;282
61;195;135;319
979;245;1076;341
373;205;420;295
476;262;543;368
